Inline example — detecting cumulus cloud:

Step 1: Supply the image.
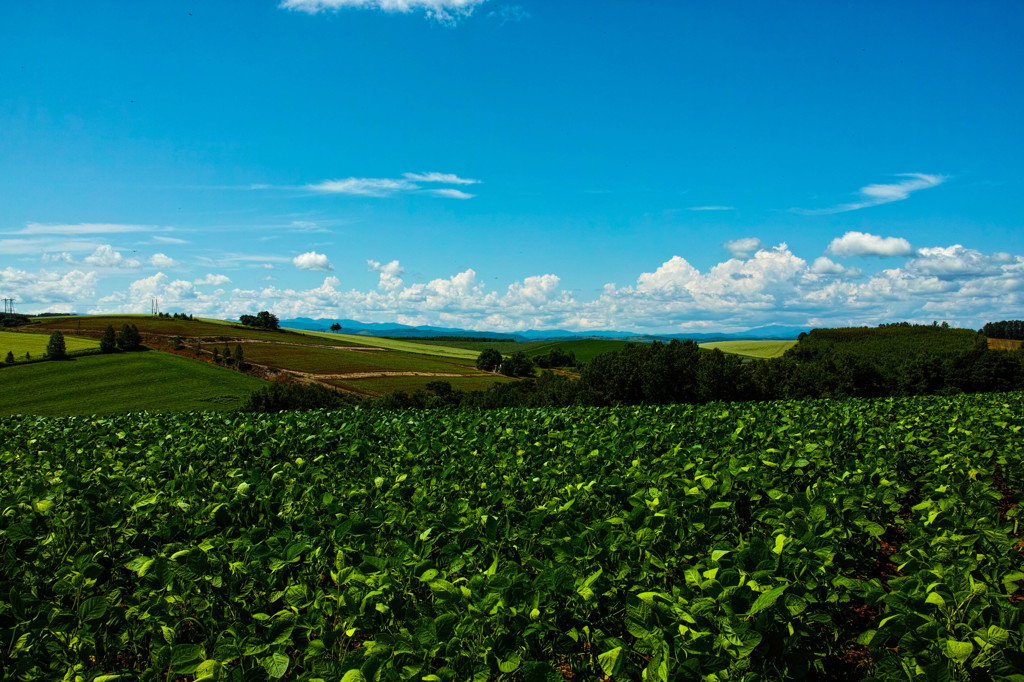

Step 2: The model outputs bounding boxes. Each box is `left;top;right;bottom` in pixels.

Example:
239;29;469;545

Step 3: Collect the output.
368;259;405;290
0;267;98;304
724;237;763;258
907;245;1014;279
802;173;946;214
150;253;178;268
42;252;75;264
195;274;231;286
293;251;334;271
83;245;141;269
279;0;489;23
810;257;861;277
826;231;914;258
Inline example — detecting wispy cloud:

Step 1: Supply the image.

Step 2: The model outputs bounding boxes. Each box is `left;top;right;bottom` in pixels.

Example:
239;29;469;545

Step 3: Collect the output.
279;0;489;24
799;173;946;215
152;235;190;245
487;5;528;23
403;172;480;185
307;177;416;196
689;205;736;212
826;231;913;258
428;188;476;199
299;171;480;199
10;222;164;236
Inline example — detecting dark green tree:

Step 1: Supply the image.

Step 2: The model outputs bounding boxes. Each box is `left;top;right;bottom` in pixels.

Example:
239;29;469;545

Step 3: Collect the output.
476;348;503;372
46;331;67;360
5;350;14;364
233;344;244;367
222;343;232;365
212;347;220;363
500;351;534;377
117;324;141;351
100;325;117;353
330;322;342;331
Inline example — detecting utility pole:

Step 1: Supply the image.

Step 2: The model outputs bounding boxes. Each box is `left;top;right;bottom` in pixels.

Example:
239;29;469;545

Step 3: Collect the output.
2;298;14;314
151;298;159;315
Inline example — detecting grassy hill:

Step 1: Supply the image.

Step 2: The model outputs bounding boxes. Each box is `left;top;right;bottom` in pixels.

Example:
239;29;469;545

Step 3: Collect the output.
698;339;796;358
0;329;99;361
0;351;267;416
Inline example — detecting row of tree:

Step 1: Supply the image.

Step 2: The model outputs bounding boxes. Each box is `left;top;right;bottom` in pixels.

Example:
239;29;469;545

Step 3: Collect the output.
982;320;1024;341
362;325;1024;410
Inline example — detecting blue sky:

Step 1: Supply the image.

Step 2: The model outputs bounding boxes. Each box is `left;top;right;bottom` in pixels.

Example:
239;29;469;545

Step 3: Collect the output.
2;0;1022;332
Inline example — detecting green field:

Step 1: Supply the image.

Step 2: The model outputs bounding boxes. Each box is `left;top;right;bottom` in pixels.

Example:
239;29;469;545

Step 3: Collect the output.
295;330;481;359
2;393;1022;680
698;339;797;358
0;329;99;360
237;343;480;375
0;351;267;415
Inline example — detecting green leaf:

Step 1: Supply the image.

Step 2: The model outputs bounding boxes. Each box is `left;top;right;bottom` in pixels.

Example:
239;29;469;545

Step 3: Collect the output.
498;654;522;673
747;584;787;617
171;644;205;673
263;651;290;679
925;591;946;608
598;646;624;677
945;639;974;663
78;596;107;622
341;670;366;682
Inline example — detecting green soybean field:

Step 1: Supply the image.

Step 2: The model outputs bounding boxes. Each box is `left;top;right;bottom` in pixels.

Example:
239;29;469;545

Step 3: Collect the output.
1;393;1023;681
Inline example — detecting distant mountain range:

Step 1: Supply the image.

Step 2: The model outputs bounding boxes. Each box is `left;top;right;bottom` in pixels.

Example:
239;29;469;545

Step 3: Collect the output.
280;318;808;342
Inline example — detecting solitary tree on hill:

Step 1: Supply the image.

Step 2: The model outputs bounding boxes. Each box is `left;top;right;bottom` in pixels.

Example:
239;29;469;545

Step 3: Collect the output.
5;350;14;364
100;325;117;353
46;331;67;360
117;324;141;351
233;344;244;368
476;348;503;372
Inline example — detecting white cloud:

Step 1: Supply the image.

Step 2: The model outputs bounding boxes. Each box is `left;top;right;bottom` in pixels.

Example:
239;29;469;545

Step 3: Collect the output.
293;251;334;271
83;245;142;269
428;188;476;199
288;220;329;232
11;222;162;236
0;267;98;305
152;235;190;245
303;172;481;199
195;274;232;286
907;245;1014;279
150;253;178;268
42;252;74;264
279;0;488;23
724;237;763;258
802;173;946;214
810;257;861;277
307;177;416;197
689;206;736;212
403;172;480;185
487;4;528;23
368;259;405;290
826;231;914;258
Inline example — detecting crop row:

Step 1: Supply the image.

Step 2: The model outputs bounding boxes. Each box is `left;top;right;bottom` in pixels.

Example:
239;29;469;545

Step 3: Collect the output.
1;394;1023;681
